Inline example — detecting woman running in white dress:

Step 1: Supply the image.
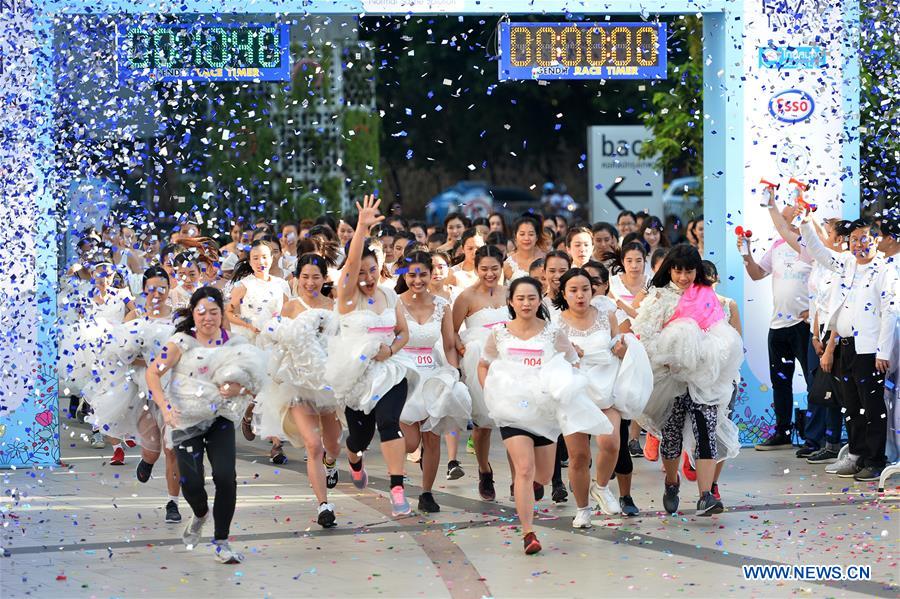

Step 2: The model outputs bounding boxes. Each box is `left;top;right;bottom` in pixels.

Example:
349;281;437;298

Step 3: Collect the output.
255;253;343;528
146;287;267;563
323;195;414;517
555;268;653;526
478;276;611;554
226;240;291;463
395;250;471;513
450;229;483;289
452;245;508;501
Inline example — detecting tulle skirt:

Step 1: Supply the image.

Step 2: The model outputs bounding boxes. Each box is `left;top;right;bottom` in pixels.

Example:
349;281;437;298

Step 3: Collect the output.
396;350;472;435
324;332;410;415
637;319;742;462
484;354;612;441
580;333;653;420
58;318;115;394
167;342;268;447
459;328;492;426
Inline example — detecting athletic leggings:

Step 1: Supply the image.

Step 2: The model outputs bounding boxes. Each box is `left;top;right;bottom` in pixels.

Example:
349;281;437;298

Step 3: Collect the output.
345;379;408;454
660;393;718;460
614;419;633;475
174;416;237;541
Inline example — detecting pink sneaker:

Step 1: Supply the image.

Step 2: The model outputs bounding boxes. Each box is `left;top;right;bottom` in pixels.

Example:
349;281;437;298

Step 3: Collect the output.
390;485;411;517
349;461;368;489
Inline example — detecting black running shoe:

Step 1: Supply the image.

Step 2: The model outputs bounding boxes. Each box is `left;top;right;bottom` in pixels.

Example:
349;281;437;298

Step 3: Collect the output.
446;460;465;480
619;495;640;517
165;500;182;523
478;469;496;501
418;492;441;513
317;503;337;528
551;482;568;503
533;482;545;502
270;445;287;465
754;433;792;451
136;459;153;483
628;439;643;458
695;491;724;516
662;477;680;514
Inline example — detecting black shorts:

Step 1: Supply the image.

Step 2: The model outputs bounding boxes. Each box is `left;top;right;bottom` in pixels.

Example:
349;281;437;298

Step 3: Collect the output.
500;426;555;447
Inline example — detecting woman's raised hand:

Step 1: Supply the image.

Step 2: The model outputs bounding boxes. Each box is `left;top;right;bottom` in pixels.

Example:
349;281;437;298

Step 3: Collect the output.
355;194;385;231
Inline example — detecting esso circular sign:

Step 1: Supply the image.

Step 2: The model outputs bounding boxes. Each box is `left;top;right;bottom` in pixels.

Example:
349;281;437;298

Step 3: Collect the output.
464;197;492;220
768;89;815;123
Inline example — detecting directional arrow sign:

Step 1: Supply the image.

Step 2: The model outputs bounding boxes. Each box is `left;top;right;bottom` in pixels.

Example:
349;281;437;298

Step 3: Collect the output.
606;176;653;211
587;125;663;221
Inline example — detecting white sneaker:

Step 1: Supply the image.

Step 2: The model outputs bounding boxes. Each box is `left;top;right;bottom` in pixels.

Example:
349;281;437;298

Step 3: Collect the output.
90;432;106;449
182;511;210;548
825;452;858;474
572;507;593;529
589;482;622;515
211;539;244;564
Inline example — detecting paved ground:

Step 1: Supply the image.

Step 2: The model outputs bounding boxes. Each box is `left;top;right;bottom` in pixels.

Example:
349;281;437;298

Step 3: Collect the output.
1;417;898;598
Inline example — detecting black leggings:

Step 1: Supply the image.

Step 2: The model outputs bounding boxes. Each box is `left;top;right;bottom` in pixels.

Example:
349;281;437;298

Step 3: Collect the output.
174;417;237;541
615;419;633;475
345;379;408;454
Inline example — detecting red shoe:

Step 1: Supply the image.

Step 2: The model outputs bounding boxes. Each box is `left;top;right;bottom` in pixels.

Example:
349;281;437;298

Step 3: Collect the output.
711;482;721;501
523;531;541;555
682;452;697;482
110;447;125;465
124;439;137;448
643;434;659;462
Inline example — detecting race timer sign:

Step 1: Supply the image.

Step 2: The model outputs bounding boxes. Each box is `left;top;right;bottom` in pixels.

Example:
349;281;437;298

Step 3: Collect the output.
498;22;667;81
116;23;291;82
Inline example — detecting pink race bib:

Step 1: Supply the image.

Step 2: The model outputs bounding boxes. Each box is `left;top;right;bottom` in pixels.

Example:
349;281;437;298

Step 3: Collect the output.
508;347;544;368
403;346;436;369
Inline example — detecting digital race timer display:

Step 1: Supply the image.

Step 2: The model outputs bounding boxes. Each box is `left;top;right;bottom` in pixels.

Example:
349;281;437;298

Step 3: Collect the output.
116;23;291;82
498;22;667;81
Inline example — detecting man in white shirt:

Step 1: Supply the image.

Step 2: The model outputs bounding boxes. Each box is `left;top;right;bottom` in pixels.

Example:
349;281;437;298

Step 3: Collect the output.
740;204;814;450
801;216;898;481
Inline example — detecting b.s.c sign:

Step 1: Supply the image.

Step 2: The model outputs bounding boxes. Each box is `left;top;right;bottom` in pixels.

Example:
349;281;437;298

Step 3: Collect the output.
117;22;291;82
768;89;815;123
498;22;667;81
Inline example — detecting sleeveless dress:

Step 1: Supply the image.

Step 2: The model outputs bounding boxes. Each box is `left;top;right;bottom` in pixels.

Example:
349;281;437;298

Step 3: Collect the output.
164;331;268;446
504;255;530;282
85;311;176;445
396;297;472;435
481;322;613;440
559;308;653;420
632;283;743;461
459;305;509;426
324;286;412;415
233;275;291;341
58;287;130;395
254;297;339;447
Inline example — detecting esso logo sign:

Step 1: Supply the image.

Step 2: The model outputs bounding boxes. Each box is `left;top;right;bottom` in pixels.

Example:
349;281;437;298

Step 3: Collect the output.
463;196;492;220
768;89;815;123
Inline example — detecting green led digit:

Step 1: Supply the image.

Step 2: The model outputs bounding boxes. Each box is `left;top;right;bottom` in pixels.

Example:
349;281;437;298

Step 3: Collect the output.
127;27;149;68
256;26;279;68
172;27;192;69
201;28;229;68
230;27;254;67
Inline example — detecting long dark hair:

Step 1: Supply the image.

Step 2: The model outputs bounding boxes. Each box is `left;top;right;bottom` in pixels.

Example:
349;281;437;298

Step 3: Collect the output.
649;244;713;289
609;240;648;275
474;244;505;268
507;276;550;321
553;267;594;311
142;265;170;290
231;239;272;282
639;215;671;248
307;224;341;267
295;252;332;298
174;287;226;335
394;250;433;295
